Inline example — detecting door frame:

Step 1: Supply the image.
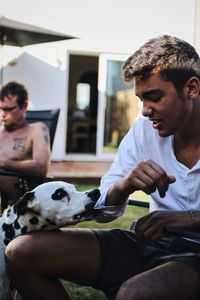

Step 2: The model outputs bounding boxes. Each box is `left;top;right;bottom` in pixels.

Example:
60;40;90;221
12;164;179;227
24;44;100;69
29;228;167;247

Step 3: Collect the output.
64;51;129;161
96;53;130;160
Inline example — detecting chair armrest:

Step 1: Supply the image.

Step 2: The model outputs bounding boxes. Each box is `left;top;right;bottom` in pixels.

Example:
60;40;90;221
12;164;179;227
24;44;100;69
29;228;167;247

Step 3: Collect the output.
0;168;26;178
128;199;149;208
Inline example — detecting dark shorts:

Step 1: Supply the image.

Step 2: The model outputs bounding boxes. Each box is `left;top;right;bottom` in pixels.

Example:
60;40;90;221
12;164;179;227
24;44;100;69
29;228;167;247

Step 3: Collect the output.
91;228;200;299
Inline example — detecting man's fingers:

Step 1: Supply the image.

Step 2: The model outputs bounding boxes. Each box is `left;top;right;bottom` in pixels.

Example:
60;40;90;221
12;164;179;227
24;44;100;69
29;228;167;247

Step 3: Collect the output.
131;174;156;194
147;160;169;197
138;161;167;197
146;160;176;197
128;160;176;197
168;176;176;184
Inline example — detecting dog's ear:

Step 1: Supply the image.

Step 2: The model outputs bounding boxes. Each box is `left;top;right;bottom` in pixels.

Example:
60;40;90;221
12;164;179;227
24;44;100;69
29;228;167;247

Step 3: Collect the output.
86;189;101;202
13;191;35;215
4;207;17;224
2;223;15;245
26;192;40;211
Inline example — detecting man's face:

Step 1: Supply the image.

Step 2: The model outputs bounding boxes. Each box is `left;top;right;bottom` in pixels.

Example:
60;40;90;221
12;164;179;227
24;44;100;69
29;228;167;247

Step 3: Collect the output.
0;94;27;130
135;73;192;137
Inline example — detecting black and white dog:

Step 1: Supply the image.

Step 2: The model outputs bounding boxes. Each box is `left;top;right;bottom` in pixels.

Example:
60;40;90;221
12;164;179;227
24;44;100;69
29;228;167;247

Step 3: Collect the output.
0;181;100;300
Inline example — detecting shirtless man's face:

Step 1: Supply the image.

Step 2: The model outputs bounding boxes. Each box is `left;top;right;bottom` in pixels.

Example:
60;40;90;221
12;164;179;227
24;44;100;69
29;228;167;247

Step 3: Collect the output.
0;94;27;130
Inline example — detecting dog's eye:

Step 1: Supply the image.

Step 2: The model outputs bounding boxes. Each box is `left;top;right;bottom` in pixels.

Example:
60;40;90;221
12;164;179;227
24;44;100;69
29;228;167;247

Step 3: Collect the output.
51;188;70;201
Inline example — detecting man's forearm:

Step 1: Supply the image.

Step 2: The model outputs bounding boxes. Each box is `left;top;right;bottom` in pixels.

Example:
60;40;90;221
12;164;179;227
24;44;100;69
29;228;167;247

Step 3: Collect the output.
105;177;135;206
0;159;49;178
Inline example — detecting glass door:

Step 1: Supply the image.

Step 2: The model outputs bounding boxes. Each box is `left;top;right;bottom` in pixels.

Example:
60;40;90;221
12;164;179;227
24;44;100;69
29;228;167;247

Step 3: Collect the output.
97;54;140;159
66;54;98;155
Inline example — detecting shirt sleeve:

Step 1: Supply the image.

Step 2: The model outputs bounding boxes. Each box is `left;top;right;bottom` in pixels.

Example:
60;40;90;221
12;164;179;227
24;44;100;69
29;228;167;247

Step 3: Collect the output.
95;117;144;222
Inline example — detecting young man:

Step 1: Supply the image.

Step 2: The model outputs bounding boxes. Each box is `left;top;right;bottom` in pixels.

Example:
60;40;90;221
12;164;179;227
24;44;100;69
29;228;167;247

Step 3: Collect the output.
0;81;51;210
5;36;200;300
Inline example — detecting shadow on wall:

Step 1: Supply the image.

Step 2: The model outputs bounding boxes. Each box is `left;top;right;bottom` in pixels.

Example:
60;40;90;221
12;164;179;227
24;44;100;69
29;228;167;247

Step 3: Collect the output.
1;52;65;109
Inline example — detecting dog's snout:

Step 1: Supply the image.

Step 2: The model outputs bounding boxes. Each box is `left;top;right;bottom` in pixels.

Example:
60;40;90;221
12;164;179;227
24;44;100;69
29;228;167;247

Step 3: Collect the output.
86;189;100;202
85;202;95;211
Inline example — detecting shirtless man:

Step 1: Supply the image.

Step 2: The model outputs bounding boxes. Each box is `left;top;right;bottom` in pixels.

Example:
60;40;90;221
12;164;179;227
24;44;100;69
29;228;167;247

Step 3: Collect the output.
0;81;50;210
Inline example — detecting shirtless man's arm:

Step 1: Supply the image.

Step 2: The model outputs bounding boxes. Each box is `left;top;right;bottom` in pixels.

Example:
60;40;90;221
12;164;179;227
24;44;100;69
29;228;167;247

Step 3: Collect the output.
0;122;50;178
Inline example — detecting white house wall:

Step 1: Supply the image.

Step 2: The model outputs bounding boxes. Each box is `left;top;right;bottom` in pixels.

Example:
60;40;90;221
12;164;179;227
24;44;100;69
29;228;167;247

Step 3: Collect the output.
1;0;197;160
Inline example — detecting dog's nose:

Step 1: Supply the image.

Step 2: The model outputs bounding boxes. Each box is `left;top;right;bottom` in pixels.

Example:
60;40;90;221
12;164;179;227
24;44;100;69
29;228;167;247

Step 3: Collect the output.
86;189;100;202
85;202;95;211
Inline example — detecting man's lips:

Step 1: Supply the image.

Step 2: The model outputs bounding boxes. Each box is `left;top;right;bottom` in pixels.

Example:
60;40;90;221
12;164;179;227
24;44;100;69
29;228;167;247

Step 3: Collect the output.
150;118;162;129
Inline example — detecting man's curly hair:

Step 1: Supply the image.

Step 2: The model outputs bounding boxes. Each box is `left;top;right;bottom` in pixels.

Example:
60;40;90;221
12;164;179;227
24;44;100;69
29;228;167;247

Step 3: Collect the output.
122;35;200;94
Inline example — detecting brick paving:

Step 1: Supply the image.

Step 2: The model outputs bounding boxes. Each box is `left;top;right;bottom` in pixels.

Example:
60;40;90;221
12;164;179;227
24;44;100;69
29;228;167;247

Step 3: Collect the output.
48;161;112;185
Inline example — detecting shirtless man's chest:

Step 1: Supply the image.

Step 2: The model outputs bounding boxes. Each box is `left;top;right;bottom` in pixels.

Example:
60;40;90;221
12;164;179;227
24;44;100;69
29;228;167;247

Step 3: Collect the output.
0;125;32;160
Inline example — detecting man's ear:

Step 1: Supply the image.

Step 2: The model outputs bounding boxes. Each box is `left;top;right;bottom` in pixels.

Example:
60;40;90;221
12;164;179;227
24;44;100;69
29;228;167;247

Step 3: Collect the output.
23;100;28;109
184;77;200;99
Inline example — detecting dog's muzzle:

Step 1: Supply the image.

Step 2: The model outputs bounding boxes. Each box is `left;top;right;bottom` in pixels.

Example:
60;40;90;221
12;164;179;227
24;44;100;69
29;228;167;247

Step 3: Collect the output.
73;188;100;221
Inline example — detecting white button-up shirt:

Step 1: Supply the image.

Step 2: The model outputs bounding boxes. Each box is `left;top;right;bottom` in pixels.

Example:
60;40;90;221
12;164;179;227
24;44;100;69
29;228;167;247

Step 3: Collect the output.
95;116;200;221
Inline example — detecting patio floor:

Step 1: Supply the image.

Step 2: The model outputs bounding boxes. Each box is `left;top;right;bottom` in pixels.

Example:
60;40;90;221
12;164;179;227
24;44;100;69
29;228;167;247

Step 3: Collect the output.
48;161;112;185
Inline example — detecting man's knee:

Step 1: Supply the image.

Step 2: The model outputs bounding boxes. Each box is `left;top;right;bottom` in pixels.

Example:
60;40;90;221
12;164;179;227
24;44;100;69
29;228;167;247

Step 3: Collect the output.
5;235;33;272
115;277;147;300
115;261;200;300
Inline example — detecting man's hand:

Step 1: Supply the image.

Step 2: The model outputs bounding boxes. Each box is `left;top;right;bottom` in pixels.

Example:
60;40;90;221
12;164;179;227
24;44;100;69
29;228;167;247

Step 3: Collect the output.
106;159;176;207
135;210;192;242
121;159;176;197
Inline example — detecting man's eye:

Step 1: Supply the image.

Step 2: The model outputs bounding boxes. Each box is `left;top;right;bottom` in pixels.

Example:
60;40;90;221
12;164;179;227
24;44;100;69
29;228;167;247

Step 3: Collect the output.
150;95;162;102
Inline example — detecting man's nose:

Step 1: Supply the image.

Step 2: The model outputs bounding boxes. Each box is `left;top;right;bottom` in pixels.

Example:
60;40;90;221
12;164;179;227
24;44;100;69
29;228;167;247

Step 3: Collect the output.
1;111;7;118
142;102;153;117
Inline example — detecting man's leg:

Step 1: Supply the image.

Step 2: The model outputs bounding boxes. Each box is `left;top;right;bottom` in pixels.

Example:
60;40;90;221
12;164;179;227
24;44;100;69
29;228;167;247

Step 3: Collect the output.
5;228;101;300
0;176;18;211
115;261;200;300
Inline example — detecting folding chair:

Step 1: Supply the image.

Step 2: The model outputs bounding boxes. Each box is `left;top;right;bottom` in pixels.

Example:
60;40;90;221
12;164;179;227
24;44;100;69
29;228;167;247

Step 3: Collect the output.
0;108;60;212
26;108;60;150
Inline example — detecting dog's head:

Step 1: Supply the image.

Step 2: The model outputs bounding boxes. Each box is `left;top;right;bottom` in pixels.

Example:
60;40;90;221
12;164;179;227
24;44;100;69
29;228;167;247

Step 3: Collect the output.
2;181;100;245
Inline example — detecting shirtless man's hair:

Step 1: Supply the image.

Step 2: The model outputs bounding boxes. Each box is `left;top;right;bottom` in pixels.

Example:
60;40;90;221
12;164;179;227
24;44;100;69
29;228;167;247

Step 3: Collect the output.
0;81;28;108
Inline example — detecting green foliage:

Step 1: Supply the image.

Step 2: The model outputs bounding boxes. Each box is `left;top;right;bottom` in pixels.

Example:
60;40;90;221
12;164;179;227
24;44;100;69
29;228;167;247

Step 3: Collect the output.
62;281;106;300
75;184;98;192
